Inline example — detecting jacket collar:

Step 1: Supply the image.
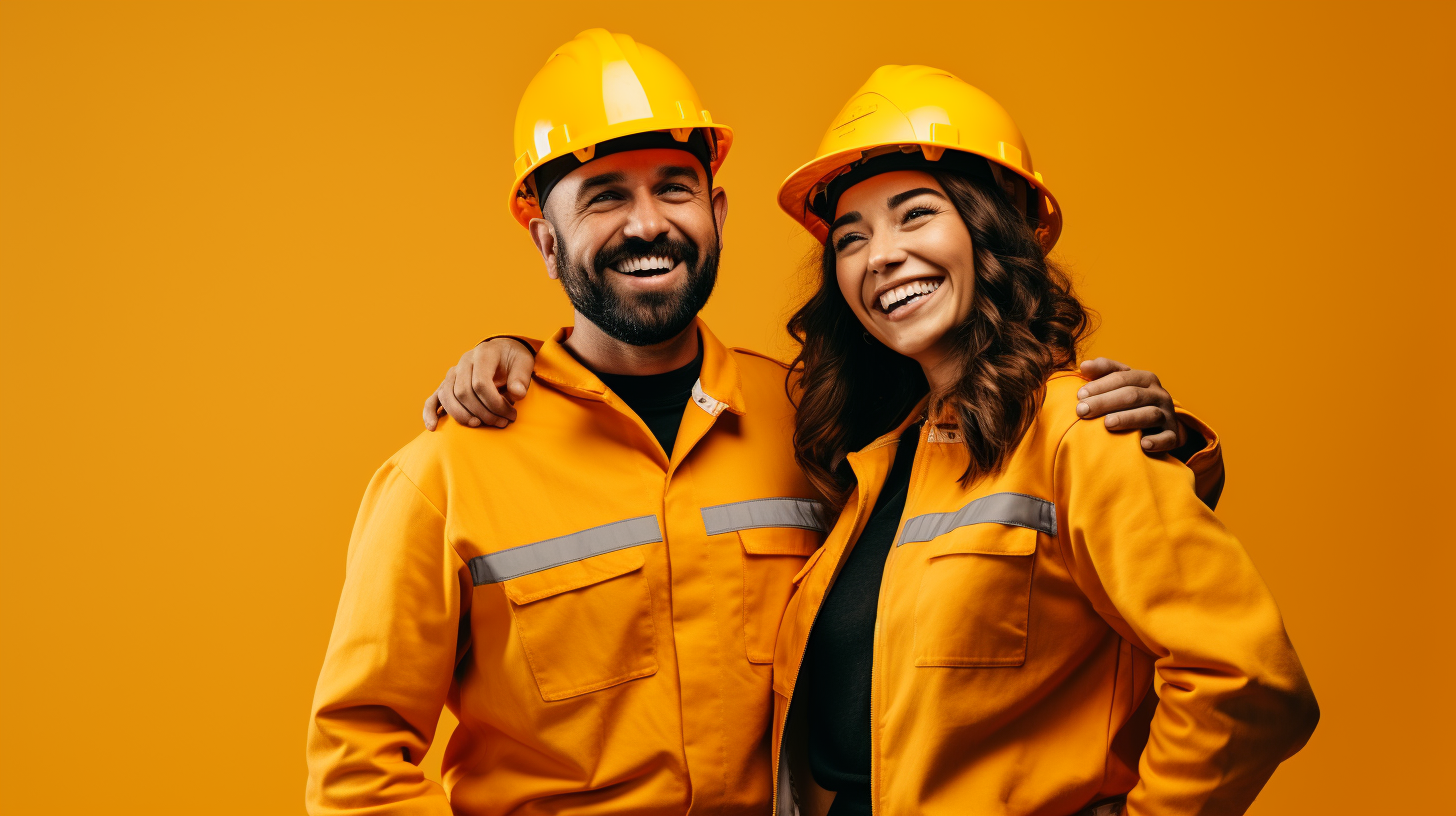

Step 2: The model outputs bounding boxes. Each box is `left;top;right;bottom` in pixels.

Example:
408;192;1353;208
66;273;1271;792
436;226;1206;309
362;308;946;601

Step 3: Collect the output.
533;317;747;416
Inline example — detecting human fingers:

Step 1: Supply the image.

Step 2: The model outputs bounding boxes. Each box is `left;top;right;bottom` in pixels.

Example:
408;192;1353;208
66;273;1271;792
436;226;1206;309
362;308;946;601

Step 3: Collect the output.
1077;366;1156;402
1100;405;1166;431
450;361;508;428
437;367;484;428
423;390;443;431
1076;382;1158;419
502;343;534;402
471;349;518;424
1077;357;1133;385
1139;429;1182;453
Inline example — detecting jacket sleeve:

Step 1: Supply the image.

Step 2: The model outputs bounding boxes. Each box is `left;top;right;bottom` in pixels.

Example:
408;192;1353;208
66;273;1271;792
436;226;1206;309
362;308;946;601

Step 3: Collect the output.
306;460;464;816
1053;419;1318;815
1174;402;1225;510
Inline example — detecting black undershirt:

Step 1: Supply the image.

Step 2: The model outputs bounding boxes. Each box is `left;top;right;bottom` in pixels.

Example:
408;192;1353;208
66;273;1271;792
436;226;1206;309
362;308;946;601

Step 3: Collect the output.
595;346;703;458
802;422;922;816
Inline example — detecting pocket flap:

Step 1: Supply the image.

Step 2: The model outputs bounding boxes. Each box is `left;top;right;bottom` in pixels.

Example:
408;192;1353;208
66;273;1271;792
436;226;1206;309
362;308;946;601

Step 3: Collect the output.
739;527;821;557
501;546;647;605
791;545;829;585
925;523;1038;558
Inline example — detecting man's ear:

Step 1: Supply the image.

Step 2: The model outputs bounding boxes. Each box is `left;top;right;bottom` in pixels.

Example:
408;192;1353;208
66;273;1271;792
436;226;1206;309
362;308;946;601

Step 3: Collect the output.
527;217;560;280
711;185;728;235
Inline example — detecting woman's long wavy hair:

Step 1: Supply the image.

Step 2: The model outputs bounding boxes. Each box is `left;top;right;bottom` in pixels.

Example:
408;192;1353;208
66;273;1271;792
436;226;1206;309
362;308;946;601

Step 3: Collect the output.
787;168;1094;509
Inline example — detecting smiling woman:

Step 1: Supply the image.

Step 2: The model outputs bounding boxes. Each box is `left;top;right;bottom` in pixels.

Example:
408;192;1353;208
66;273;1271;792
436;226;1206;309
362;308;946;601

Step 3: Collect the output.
790;160;1089;505
770;65;1316;816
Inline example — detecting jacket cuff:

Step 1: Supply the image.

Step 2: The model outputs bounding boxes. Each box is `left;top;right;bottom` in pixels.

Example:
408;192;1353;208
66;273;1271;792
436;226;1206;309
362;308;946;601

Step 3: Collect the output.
1173;402;1225;511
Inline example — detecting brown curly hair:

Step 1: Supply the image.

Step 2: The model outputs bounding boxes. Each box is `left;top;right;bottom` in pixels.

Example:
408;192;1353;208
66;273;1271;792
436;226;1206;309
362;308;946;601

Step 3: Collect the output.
787;168;1095;509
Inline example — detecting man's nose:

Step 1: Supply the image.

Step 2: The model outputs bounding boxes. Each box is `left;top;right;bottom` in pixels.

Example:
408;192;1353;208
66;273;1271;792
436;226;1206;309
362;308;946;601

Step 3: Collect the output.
622;192;670;242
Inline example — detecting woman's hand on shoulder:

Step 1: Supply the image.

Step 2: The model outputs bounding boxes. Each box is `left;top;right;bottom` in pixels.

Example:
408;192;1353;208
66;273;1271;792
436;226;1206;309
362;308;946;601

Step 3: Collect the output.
1073;358;1185;453
422;338;537;431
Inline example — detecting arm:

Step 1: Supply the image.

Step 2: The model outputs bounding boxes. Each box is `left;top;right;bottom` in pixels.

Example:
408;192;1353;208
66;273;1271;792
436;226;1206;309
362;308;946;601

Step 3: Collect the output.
306;461;465;815
422;336;541;431
1054;419;1318;815
1074;357;1225;509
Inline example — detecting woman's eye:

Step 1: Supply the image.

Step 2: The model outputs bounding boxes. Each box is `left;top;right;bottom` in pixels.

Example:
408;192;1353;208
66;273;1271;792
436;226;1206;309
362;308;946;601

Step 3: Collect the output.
904;206;936;221
834;233;864;253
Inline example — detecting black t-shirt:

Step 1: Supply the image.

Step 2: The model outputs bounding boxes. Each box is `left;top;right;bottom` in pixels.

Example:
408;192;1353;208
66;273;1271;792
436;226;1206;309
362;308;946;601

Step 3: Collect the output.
802;422;922;816
595;347;704;458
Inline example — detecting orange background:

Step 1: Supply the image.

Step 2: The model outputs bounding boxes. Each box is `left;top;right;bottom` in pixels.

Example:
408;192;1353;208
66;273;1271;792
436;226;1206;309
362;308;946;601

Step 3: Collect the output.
1;1;1452;813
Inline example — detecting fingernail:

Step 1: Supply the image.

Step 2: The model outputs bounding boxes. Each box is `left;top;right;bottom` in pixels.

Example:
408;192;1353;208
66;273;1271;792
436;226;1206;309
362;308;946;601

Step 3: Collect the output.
469;417;480;427
1077;389;1088;399
1105;415;1118;428
1076;402;1089;416
1142;438;1153;449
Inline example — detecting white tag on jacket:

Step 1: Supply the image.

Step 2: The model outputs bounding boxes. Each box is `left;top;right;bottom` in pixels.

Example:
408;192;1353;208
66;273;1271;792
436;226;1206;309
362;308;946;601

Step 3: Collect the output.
927;424;961;444
691;379;727;417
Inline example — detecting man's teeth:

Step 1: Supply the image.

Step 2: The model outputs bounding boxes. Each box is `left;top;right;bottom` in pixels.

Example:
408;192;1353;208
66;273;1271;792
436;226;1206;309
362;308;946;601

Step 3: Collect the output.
616;255;675;274
879;279;942;311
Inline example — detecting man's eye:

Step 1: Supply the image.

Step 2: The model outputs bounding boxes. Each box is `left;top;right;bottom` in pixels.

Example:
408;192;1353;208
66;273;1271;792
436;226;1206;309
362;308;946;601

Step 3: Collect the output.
590;191;622;204
660;183;692;194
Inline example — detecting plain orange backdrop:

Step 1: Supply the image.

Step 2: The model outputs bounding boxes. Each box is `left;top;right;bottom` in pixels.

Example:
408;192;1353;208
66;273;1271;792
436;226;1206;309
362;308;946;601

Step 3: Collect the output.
1;1;1452;813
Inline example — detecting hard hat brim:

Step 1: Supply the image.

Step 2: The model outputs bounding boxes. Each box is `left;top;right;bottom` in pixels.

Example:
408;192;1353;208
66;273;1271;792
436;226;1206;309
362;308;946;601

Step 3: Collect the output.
508;123;733;227
778;142;1062;252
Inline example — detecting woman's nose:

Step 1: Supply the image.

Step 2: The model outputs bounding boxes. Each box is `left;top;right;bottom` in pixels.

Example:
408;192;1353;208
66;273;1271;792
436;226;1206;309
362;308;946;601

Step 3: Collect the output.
867;236;907;277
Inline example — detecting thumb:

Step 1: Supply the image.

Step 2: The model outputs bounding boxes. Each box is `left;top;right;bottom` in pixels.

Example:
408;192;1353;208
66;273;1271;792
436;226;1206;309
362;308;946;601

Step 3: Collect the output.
505;348;534;400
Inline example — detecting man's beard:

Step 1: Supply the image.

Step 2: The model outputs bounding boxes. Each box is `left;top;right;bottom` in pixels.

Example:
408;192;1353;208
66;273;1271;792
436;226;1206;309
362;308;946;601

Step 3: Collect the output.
555;231;719;347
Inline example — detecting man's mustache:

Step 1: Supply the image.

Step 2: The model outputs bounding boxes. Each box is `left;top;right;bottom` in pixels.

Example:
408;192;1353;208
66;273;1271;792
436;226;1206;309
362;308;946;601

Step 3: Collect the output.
593;236;700;276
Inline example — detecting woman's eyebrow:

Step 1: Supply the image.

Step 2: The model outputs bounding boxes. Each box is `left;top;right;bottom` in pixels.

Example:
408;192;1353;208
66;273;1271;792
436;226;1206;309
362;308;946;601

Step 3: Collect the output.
830;211;862;233
887;187;945;209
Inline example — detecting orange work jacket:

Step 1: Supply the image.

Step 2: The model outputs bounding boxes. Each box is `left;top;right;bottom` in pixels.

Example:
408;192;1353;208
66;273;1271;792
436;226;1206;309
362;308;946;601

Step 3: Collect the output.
307;319;827;816
771;371;1316;816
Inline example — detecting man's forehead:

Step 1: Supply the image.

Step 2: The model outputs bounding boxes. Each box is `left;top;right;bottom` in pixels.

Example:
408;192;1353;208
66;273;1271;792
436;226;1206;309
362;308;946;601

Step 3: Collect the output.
560;148;708;190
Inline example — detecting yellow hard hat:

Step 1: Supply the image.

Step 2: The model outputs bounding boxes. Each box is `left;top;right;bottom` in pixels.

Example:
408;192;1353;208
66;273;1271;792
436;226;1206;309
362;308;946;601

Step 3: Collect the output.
778;65;1061;252
508;29;733;227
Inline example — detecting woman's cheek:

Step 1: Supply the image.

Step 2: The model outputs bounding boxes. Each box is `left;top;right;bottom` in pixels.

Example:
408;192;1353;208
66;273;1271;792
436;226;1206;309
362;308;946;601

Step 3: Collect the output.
836;262;869;319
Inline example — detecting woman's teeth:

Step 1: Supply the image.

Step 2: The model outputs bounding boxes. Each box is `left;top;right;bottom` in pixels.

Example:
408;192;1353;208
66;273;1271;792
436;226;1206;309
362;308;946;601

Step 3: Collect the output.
879;279;942;312
614;255;675;275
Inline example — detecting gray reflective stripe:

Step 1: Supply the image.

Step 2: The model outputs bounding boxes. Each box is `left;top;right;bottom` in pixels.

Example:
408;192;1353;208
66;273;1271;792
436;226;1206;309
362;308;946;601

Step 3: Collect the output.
701;497;829;536
469;515;662;585
897;492;1056;545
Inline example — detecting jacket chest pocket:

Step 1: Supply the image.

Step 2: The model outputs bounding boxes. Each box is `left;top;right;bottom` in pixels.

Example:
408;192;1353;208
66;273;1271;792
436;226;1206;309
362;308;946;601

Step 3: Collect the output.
475;518;661;702
739;527;821;663
702;498;827;664
911;523;1038;668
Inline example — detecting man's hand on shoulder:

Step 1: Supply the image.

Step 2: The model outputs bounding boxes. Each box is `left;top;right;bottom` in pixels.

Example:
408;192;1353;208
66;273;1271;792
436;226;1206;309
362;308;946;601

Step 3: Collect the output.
423;337;537;431
1074;357;1189;454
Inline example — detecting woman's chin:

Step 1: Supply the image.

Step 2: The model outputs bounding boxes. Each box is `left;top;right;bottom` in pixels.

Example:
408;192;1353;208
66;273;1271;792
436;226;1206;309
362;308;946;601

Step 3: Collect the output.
875;326;944;361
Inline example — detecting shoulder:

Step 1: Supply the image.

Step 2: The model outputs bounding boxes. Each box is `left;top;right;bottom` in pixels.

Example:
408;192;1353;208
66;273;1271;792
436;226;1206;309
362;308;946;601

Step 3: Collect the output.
730;347;797;408
1040;370;1163;472
1035;370;1091;440
730;346;792;373
384;418;501;513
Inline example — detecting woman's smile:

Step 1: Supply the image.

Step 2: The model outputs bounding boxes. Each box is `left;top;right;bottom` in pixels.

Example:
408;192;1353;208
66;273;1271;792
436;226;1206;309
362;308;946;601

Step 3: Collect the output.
873;275;945;320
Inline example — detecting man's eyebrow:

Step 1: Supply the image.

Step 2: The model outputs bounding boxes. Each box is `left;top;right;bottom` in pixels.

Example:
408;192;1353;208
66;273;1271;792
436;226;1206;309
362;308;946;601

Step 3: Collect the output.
830;211;862;234
657;164;704;183
578;170;627;194
887;187;945;209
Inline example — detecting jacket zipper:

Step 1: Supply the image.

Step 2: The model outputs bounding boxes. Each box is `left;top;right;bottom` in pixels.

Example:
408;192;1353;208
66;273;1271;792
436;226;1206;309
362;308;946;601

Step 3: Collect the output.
867;421;930;815
772;443;887;816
